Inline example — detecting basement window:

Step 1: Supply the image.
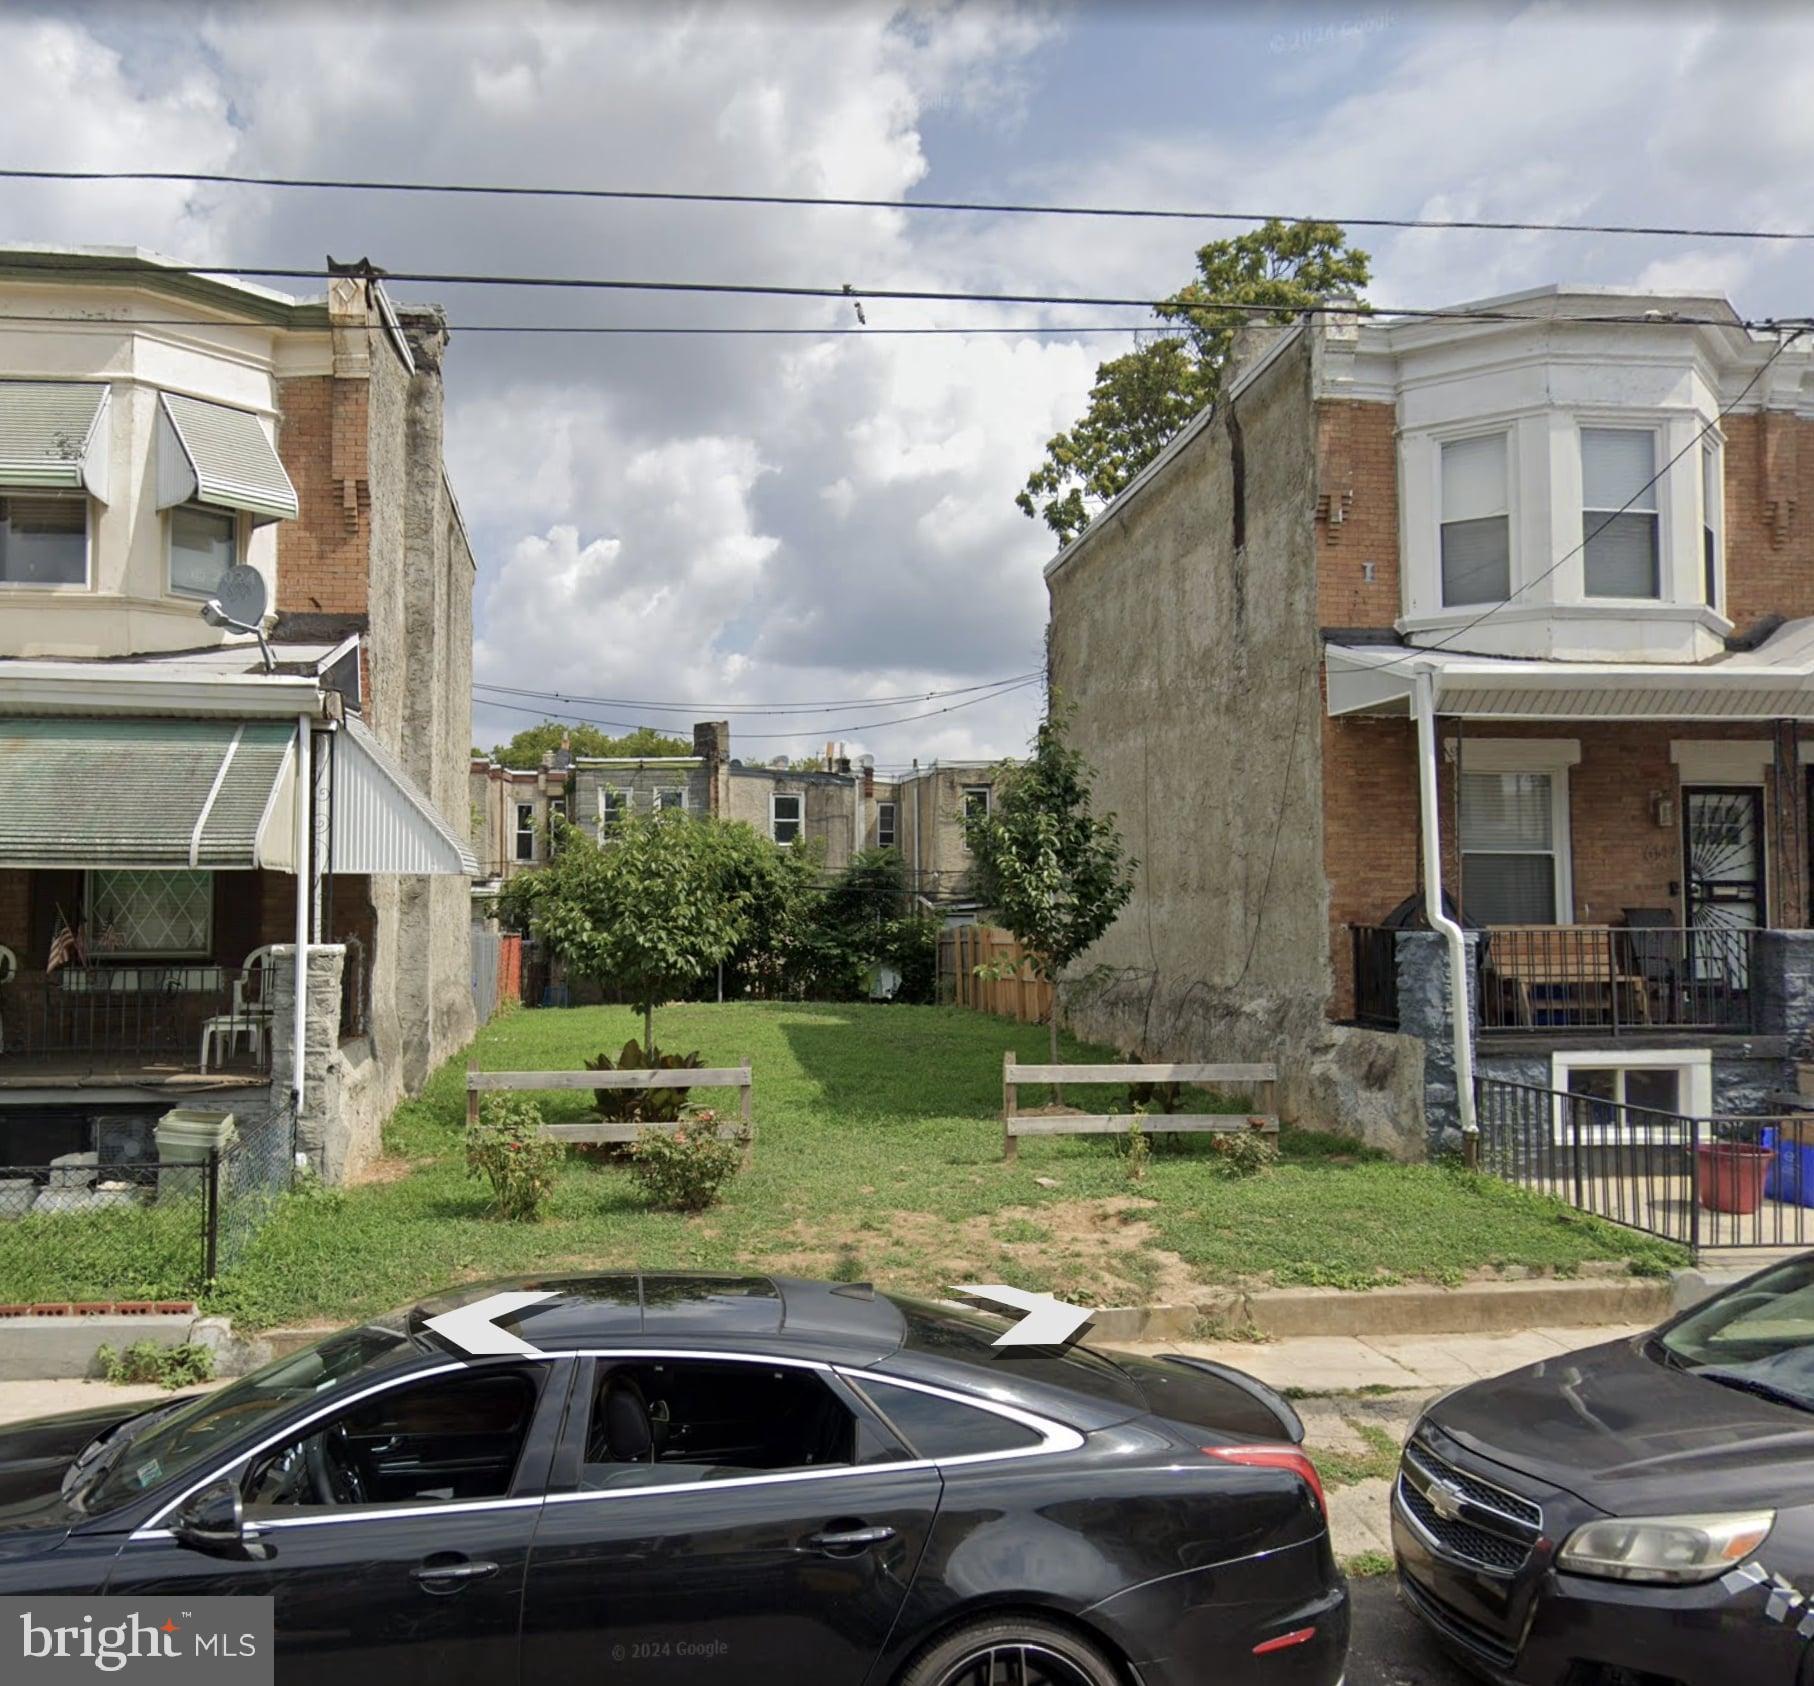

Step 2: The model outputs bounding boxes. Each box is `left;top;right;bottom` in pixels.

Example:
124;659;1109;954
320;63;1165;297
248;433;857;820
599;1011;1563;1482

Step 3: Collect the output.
1550;1049;1712;1138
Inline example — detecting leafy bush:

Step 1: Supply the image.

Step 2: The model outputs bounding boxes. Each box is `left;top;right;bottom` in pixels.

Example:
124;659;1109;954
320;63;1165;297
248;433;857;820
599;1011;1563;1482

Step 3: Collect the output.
585;1040;703;1122
466;1093;563;1221
1209;1128;1281;1180
97;1339;215;1390
628;1114;745;1212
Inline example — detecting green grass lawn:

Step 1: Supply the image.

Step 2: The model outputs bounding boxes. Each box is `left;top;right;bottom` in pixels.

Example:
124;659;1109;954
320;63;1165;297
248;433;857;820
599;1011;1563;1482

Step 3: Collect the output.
193;1001;1683;1330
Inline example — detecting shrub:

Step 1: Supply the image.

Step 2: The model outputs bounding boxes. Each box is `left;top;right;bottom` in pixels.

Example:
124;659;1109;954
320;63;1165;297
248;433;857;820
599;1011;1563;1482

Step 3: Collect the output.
586;1040;703;1122
1210;1128;1281;1180
1124;1118;1150;1183
628;1113;745;1212
97;1339;215;1390
466;1093;562;1221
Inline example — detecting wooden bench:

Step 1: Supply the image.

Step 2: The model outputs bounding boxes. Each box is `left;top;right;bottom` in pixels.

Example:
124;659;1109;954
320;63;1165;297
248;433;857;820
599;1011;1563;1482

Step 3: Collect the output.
1486;926;1650;1028
1002;1054;1278;1160
467;1059;754;1160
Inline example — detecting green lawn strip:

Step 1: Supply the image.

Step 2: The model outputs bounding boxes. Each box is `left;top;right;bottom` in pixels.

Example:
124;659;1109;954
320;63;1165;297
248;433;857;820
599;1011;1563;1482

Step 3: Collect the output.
1342;1550;1396;1579
184;1002;1685;1330
1308;1421;1402;1490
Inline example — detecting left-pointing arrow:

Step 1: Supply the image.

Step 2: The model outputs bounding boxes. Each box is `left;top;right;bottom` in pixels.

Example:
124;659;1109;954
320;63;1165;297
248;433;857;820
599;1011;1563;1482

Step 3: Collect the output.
423;1289;559;1357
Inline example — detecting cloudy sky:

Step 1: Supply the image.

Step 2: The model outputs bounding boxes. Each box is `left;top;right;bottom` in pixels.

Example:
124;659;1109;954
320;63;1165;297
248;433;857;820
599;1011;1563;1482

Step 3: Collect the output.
3;0;1812;767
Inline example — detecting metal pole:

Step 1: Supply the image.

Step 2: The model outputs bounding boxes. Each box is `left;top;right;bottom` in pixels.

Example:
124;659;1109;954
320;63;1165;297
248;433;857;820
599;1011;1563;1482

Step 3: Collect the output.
1414;668;1478;1139
292;713;312;1115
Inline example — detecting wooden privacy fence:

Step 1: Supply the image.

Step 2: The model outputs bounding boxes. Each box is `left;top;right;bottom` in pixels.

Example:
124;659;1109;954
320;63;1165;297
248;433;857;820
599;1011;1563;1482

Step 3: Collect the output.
467;1059;755;1159
1002;1053;1278;1161
944;924;1054;1024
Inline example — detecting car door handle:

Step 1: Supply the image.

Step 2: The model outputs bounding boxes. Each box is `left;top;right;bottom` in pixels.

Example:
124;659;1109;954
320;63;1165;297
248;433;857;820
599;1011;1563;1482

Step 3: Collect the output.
413;1556;499;1591
806;1525;896;1554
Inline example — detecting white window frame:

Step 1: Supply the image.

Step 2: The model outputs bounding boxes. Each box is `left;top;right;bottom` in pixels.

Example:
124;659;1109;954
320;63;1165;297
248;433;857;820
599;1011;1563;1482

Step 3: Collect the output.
514;802;536;862
598;786;629;836
1549;1047;1713;1142
771;792;803;845
877;802;897;849
1701;433;1724;611
655;787;687;814
1578;421;1664;602
166;501;244;601
961;786;991;822
1454;739;1579;928
0;490;92;591
1437;429;1513;609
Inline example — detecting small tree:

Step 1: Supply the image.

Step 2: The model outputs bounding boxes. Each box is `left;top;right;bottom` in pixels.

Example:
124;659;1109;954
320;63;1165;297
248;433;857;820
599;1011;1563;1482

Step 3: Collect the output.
513;811;748;1050
964;711;1136;1080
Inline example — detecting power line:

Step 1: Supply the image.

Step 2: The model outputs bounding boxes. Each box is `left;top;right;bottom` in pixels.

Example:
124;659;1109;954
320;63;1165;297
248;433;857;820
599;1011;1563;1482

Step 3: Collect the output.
473;672;1041;716
1359;325;1808;677
472;676;1043;739
8;165;1814;244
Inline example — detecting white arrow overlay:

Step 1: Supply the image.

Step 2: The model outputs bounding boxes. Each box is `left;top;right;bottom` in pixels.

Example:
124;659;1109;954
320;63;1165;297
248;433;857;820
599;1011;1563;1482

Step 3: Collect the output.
424;1289;559;1357
952;1284;1095;1347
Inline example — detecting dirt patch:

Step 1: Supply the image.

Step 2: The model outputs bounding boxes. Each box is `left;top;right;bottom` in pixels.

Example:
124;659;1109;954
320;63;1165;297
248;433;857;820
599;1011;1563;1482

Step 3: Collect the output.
345;1155;425;1187
752;1194;1204;1308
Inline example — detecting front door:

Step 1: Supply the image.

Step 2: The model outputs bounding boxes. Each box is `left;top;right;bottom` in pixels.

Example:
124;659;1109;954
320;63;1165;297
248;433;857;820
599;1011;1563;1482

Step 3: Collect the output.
1682;786;1765;993
103;1361;565;1686
521;1354;941;1686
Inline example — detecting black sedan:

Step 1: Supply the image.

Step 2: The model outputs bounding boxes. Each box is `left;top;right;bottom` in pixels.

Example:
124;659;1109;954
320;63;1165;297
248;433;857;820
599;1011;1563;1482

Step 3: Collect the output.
1394;1251;1814;1684
0;1272;1347;1685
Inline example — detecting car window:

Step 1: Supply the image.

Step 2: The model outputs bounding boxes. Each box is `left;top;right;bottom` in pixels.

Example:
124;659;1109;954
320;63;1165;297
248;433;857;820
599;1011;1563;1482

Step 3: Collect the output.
243;1366;542;1512
1661;1256;1814;1406
858;1379;1044;1458
576;1359;860;1491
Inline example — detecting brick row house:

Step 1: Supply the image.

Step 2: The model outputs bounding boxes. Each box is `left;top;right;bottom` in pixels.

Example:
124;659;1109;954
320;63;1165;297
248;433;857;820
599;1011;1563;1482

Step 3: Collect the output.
0;245;477;1181
1046;286;1814;1154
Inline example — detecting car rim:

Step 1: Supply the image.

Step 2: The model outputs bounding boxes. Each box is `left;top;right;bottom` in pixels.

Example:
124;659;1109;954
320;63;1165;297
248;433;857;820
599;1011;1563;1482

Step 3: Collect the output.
934;1642;1098;1686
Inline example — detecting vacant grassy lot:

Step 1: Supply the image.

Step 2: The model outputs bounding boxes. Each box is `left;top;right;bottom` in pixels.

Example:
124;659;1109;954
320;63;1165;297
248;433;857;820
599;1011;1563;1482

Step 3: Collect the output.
198;1002;1683;1329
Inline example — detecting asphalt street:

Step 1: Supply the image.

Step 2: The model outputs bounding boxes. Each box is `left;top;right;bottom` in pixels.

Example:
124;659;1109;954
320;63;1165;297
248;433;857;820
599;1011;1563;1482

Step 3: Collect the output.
1347;1578;1478;1685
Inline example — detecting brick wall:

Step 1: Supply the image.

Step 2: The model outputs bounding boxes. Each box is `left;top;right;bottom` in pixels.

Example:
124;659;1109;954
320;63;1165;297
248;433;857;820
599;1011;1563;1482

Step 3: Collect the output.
1720;410;1814;629
1315;398;1401;630
275;374;371;620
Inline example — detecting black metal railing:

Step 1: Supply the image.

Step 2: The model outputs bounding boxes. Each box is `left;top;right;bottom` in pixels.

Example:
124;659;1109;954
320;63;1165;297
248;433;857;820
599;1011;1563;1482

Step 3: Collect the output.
0;1100;295;1302
1477;925;1758;1037
1476;1077;1809;1253
0;966;274;1073
1351;926;1401;1028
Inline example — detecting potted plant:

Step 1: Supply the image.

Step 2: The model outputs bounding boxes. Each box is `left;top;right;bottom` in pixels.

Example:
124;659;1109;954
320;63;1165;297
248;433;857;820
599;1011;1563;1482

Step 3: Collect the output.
1697;1120;1774;1216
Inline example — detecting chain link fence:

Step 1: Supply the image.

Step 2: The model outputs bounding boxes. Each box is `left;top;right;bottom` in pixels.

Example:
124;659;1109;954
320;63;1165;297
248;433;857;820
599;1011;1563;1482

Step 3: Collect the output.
0;1099;295;1304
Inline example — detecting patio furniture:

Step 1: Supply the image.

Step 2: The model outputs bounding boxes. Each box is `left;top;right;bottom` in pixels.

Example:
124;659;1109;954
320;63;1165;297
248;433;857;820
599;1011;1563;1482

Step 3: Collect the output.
1487;926;1651;1029
199;946;275;1072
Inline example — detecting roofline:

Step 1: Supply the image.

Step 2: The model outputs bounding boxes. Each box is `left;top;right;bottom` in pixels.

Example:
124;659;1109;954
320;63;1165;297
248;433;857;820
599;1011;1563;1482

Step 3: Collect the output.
0;244;331;330
575;756;703;767
0;663;331;719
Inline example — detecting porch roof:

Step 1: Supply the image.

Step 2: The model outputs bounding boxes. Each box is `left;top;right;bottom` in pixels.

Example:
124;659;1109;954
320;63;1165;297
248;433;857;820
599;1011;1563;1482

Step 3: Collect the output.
332;716;479;877
0;716;298;870
1325;619;1814;721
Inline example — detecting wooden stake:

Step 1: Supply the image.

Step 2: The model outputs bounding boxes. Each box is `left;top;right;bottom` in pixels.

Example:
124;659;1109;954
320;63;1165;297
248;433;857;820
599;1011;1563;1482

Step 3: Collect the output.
1003;1048;1018;1162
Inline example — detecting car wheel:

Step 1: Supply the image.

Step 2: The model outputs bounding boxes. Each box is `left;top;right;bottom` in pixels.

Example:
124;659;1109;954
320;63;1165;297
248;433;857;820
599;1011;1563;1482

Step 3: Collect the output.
899;1615;1122;1686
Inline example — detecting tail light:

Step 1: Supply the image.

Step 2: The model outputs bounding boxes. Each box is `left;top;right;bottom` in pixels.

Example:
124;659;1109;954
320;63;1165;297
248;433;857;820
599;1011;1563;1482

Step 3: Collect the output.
1202;1444;1328;1523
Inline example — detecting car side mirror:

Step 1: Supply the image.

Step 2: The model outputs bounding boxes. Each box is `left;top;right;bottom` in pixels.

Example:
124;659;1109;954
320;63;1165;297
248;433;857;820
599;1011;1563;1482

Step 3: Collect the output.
170;1479;257;1559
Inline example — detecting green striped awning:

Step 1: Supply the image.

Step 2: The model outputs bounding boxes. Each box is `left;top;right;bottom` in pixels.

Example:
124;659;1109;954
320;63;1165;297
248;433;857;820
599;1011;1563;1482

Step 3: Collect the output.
0;718;298;870
0;381;110;497
156;393;299;525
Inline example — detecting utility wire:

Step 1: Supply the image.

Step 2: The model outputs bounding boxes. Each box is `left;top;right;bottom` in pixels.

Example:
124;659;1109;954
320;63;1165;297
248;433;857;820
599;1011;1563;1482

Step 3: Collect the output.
8;165;1814;244
474;671;1041;714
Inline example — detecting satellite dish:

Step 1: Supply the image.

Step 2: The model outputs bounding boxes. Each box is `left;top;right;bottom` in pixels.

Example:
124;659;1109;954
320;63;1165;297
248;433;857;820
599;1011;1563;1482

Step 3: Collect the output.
214;564;269;629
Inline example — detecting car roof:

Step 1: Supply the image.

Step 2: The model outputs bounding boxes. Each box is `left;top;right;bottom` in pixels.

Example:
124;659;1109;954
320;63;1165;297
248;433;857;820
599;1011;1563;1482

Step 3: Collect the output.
411;1271;910;1363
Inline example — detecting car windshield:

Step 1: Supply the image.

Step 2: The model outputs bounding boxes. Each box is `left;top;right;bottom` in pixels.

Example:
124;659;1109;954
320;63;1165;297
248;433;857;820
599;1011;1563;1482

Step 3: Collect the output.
1658;1255;1814;1411
80;1319;416;1513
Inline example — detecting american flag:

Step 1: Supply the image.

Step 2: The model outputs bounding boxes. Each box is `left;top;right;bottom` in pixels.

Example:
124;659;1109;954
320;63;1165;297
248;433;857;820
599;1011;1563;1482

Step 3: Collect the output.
46;917;83;973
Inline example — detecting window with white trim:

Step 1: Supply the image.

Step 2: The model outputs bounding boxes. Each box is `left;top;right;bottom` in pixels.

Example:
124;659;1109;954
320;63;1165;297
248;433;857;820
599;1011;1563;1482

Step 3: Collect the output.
877;801;897;849
1581;427;1660;599
1551;1049;1712;1138
962;786;991;822
86;869;213;959
1439;433;1510;607
1702;437;1722;609
169;503;239;600
656;787;686;814
0;492;88;586
599;787;628;836
1459;769;1568;926
515;802;536;862
771;793;802;845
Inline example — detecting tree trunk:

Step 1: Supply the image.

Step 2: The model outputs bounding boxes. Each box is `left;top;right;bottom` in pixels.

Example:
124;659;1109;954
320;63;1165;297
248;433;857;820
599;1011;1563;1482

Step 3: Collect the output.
644;1001;655;1058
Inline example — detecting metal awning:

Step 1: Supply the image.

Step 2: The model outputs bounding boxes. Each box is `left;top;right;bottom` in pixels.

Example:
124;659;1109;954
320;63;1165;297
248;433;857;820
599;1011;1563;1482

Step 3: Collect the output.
0;381;110;499
331;717;479;877
1326;619;1814;721
0;717;297;870
156;392;299;525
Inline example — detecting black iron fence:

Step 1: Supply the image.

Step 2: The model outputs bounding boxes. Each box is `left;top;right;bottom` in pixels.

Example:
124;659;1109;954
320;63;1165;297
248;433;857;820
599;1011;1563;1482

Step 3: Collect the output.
1351;926;1400;1028
0;1100;295;1302
1476;1077;1810;1253
0;966;274;1073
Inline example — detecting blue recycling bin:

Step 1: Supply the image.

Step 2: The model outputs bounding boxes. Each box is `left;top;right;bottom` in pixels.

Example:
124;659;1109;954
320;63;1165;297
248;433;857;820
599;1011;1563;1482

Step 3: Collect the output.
1765;1123;1814;1209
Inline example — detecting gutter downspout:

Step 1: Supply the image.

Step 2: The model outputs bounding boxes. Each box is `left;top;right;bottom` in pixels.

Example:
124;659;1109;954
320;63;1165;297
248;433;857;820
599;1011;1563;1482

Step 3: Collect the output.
292;713;313;1117
1413;667;1478;1150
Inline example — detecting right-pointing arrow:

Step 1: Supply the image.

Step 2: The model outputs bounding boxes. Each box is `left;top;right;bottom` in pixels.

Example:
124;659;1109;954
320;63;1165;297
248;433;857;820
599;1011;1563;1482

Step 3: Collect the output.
952;1283;1095;1347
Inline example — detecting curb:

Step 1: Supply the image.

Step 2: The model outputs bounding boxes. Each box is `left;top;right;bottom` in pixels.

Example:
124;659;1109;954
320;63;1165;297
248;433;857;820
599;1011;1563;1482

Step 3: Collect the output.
1089;1273;1692;1343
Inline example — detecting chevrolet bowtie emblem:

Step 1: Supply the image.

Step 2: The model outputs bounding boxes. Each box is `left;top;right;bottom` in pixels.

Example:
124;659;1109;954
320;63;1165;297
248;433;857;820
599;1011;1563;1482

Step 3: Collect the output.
1428;1480;1466;1523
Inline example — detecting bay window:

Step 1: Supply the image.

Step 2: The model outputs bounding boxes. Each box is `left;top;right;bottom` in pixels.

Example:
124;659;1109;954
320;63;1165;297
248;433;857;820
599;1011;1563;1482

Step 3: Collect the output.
1701;437;1721;608
1581;427;1660;598
0;493;88;586
169;503;239;599
1439;433;1511;606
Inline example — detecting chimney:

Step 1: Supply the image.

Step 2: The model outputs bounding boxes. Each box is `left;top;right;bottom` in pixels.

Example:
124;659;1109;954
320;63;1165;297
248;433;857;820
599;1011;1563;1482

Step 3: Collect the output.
836;756;852;775
863;765;875;797
692;719;731;816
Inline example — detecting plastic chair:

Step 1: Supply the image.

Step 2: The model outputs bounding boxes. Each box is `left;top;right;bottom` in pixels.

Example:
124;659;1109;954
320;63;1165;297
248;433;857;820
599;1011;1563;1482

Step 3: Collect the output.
200;945;276;1070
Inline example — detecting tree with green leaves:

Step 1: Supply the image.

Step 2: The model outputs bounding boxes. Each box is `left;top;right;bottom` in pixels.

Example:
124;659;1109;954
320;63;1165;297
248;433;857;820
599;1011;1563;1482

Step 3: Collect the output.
488;720;690;767
1018;220;1370;545
963;711;1136;1075
500;811;749;1051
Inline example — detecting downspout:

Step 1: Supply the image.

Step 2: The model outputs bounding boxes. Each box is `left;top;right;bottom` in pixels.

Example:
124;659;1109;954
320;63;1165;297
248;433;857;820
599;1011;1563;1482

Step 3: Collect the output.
1413;667;1478;1147
292;713;313;1116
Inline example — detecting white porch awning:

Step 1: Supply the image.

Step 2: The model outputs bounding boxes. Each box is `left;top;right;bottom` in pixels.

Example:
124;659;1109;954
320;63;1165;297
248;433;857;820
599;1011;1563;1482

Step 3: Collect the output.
1326;619;1814;722
331;717;479;877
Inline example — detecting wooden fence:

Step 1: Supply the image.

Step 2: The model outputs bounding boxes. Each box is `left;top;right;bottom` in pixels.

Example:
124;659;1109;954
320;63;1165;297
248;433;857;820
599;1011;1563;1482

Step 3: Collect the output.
467;1059;754;1159
942;924;1054;1024
1002;1053;1278;1160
